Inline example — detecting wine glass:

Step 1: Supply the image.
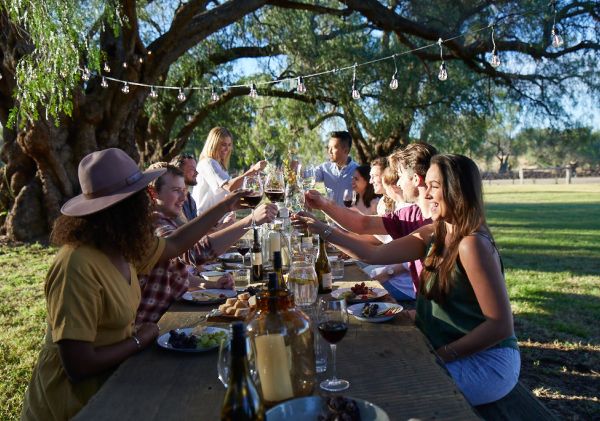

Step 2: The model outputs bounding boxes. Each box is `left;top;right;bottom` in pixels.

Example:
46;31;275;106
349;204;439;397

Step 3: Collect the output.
236;238;251;267
300;165;316;192
318;297;350;392
264;170;285;204
241;175;263;230
343;188;354;208
218;337;258;388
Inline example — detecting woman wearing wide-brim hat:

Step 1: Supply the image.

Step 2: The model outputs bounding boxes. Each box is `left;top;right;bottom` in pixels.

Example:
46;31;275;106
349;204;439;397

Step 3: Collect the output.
20;148;252;421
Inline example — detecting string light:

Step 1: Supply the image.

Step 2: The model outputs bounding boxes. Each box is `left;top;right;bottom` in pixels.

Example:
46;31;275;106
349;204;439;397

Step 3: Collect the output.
103;63;111;73
297;76;307;94
490;27;501;68
437;38;448;81
121;82;129;94
149;87;158;98
122;62;128;69
389;54;399;90
550;0;564;48
210;86;220;102
147;50;152;56
351;63;361;99
81;67;90;81
249;83;258;99
100;77;108;88
138;57;143;64
177;88;186;102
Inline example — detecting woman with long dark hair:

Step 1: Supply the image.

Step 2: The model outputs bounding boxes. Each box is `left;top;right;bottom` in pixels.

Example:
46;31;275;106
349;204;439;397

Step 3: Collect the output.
294;154;520;405
351;165;379;215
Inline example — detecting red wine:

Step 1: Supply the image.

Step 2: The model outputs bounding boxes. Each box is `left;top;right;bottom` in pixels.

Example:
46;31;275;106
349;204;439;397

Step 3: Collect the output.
241;194;262;208
343;200;353;208
237;247;250;256
265;189;285;202
318;321;348;344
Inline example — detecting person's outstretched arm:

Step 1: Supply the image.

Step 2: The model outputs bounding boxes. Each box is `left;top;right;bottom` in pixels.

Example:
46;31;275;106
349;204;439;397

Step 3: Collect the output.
223;160;267;192
304;190;387;235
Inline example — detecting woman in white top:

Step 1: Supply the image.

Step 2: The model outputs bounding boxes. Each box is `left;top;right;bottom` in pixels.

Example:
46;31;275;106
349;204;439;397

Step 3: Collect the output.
351;165;379;215
192;127;266;215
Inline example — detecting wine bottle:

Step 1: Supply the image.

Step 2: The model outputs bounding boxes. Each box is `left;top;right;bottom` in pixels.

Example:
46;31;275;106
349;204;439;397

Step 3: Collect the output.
251;228;263;283
220;322;265;421
315;235;333;293
272;251;285;289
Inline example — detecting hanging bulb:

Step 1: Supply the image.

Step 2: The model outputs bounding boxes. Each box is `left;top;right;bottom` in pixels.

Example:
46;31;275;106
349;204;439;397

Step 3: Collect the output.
389;72;399;90
351;85;361;100
177;88;186;102
210;87;219;102
147;50;152;56
103;63;111;73
297;76;307;94
187;115;193;122
122;62;128;69
249;83;258;99
551;26;564;48
138;57;143;64
490;51;501;68
81;68;90;81
121;83;129;94
101;77;108;88
438;62;448;81
149;87;158;98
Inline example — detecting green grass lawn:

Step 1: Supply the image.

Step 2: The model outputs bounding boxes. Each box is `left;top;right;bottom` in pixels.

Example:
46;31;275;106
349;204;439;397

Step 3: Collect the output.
1;184;599;420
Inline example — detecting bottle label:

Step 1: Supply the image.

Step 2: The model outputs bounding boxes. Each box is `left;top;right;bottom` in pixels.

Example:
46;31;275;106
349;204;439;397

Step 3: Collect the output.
321;272;333;289
252;252;262;265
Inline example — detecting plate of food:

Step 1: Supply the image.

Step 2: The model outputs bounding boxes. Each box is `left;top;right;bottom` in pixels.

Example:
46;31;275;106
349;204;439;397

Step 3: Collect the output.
331;283;388;303
218;252;243;262
266;396;389;421
347;302;403;323
156;327;228;353
181;289;237;305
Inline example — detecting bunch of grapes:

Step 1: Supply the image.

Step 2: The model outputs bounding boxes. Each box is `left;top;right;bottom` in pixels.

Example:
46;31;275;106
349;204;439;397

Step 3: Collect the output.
196;331;228;349
167;330;198;349
361;303;379;318
350;282;370;295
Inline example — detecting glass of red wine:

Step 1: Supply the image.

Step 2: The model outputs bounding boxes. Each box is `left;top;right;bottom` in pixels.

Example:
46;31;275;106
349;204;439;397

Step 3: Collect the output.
235;238;251;267
318;297;350;391
343;188;354;208
241;175;263;230
264;170;285;203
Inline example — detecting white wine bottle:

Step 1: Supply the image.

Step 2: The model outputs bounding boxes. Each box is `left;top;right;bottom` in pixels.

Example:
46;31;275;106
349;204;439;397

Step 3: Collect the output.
315;235;333;293
220;322;265;421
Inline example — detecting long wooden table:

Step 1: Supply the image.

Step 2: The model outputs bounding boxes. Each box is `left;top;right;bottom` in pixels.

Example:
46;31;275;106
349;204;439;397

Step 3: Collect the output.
75;265;479;420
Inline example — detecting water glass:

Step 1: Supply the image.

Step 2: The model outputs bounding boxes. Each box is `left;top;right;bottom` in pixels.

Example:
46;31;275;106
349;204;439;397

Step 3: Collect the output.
232;269;250;288
287;259;318;307
329;256;345;280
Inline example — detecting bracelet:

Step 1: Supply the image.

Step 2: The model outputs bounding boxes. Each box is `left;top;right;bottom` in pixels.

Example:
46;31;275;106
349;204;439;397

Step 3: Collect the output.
131;335;141;349
322;226;333;240
444;344;459;360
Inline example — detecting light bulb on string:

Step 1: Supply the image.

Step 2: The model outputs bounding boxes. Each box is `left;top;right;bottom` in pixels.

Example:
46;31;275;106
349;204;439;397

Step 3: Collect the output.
437;38;448;81
149;87;158;98
147;50;152;56
121;83;129;94
297;77;307;94
177;88;186;102
249;83;258;99
138;57;143;64
101;77;108;88
81;67;90;81
210;86;219;102
389;54;399;90
551;26;564;48
103;63;111;73
489;26;501;68
351;63;361;99
122;62;128;69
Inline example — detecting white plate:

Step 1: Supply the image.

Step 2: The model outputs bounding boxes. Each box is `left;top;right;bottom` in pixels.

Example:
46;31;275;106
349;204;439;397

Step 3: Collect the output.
200;270;227;280
266;396;389;421
331;287;388;303
156;327;229;353
343;258;359;266
202;263;222;271
181;289;237;305
218;252;242;262
347;302;403;323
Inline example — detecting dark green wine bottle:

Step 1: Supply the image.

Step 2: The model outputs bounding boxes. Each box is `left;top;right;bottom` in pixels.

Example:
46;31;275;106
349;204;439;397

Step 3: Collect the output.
272;251;285;289
220;322;265;421
315;235;332;293
251;228;263;283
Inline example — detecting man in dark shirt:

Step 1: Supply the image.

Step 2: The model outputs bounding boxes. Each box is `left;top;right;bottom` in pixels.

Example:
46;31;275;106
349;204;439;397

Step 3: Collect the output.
170;153;198;221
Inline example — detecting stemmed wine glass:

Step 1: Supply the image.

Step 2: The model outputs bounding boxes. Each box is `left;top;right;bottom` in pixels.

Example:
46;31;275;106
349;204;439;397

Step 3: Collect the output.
300;165;316;192
235;238;251;267
218;337;258;388
343;188;355;208
318;297;350;392
264;170;285;204
241;175;263;230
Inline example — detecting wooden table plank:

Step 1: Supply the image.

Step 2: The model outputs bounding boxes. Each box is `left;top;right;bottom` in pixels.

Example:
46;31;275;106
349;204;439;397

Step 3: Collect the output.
75;264;480;421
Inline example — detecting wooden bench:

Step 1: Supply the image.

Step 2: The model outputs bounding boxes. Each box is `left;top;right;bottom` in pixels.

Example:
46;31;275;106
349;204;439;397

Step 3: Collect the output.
475;382;558;421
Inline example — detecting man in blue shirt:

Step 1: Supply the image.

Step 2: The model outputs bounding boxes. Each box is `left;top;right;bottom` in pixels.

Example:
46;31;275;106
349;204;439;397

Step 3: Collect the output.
315;131;359;206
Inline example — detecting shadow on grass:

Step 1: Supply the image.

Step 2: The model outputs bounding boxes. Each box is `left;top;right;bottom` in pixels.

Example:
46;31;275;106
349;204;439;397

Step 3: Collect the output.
487;203;600;231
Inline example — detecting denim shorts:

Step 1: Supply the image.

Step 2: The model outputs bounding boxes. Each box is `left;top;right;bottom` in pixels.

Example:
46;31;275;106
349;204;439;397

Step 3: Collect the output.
446;346;521;406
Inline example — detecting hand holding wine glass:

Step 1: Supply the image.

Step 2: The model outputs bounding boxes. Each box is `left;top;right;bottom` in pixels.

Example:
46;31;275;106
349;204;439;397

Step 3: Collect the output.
235;238;251;266
318;297;350;391
264;170;285;203
343;188;354;208
241;175;264;229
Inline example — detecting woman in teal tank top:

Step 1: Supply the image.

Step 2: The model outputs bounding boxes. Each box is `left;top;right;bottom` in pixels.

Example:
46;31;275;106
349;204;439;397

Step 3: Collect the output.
413;154;520;405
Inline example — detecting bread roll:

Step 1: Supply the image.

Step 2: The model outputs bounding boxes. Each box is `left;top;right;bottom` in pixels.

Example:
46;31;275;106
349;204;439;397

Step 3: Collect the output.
238;292;251;301
225;298;238;306
234;300;248;309
225;306;236;315
234;308;250;318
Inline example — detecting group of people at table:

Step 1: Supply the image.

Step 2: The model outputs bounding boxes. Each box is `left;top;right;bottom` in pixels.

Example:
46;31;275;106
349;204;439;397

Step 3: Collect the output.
20;127;520;421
